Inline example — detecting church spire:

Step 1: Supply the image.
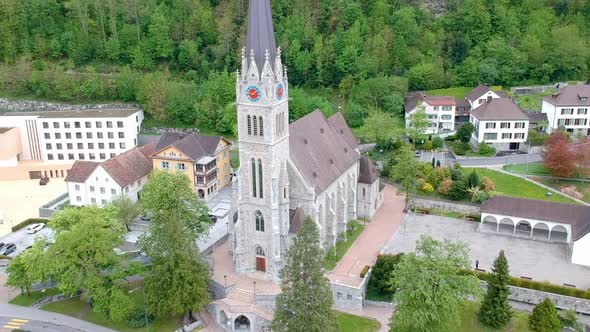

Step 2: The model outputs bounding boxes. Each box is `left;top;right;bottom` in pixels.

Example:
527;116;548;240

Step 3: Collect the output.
245;0;277;75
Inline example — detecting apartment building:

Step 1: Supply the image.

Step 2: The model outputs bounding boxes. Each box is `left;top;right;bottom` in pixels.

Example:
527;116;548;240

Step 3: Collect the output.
65;144;155;207
0;108;144;180
405;92;456;134
152;132;232;200
542;85;590;135
470;98;529;151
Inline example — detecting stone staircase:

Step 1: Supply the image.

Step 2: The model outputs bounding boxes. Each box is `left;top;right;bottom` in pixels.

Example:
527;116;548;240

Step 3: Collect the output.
213;288;274;321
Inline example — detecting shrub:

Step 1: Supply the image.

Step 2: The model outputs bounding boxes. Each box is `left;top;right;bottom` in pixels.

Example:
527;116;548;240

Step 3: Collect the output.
467;170;480;188
423;140;433;151
426;167;448;189
11;218;48;232
457;123;475;143
0;255;12;260
530;298;561;332
432;136;444;149
416;178;426;189
451;168;464;181
422;183;434;193
529;130;548;146
478;143;496;156
447;180;468;200
452;142;470;156
368;254;404;296
438;178;453;195
469;187;490;204
445;134;457;142
482;176;495;192
560;309;583;332
360;265;370;278
127;308;155;328
561;186;584;200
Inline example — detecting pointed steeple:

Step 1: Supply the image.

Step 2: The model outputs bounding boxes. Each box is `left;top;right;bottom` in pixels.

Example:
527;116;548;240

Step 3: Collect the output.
245;0;277;75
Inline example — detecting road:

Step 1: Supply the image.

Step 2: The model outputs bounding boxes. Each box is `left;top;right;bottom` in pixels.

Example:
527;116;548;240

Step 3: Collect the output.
0;303;116;332
418;150;543;167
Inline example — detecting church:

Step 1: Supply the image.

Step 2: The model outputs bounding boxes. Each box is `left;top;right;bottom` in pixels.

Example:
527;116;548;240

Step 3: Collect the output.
229;0;382;284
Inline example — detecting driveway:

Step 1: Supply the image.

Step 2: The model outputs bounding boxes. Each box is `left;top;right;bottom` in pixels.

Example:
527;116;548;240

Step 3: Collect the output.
385;214;590;289
328;185;405;287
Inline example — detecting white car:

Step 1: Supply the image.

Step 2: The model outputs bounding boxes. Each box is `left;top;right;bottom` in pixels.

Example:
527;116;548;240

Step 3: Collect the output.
26;223;45;234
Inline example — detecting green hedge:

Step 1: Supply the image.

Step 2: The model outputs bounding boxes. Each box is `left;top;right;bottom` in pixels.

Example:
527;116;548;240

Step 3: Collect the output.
471;270;590;300
360;265;370;278
0;255;12;260
12;218;48;232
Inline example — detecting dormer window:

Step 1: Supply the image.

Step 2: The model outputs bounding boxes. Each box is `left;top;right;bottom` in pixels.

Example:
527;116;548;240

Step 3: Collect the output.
581;97;588;102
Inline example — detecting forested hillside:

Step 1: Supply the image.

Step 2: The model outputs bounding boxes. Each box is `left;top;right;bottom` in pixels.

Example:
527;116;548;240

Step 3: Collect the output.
0;0;589;136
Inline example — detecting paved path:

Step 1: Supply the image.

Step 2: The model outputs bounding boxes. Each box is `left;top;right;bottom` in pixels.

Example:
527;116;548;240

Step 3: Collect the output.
0;303;116;332
335;304;393;332
453;152;542;167
328;185;405;287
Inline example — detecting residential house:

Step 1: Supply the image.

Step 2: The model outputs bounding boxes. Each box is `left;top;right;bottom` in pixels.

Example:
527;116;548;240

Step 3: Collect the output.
541;85;590;135
470;98;529;151
152;132;232;200
405;92;456;134
65;144;155;207
465;85;509;110
0;108;144;181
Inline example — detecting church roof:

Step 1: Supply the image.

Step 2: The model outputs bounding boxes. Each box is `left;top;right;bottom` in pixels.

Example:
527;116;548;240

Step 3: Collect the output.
328;112;358;149
289;111;360;194
245;0;277;74
358;157;380;184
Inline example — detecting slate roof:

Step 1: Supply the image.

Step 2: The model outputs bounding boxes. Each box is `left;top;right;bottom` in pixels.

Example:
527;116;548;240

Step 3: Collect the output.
289;207;305;234
245;0;277;74
466;85;493;102
423;96;456;106
404;91;425;113
327;112;358;149
358;157;380;184
456;98;471;109
100;144;156;188
527;112;548;124
470;98;529;121
543;85;590;107
64;161;100;183
154;132;225;161
481;196;590;241
289;111;360;194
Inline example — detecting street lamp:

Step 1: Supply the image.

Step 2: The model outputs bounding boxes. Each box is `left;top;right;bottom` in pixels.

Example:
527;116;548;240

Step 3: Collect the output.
129;287;149;330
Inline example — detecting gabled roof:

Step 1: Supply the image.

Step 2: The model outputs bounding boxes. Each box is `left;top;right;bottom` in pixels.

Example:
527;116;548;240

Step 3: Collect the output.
154;132;227;161
289;207;305;234
404;91;425;113
466;85;493;102
358;157;379;184
289;110;360;194
65;161;100;183
481;196;590;241
100;144;156;188
543;85;590;107
423;96;456;106
527;112;548;124
328;112;358;149
471;98;529;121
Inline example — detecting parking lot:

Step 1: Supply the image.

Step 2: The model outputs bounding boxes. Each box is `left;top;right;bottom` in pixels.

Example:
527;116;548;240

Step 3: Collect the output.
385;214;590;289
0;226;53;259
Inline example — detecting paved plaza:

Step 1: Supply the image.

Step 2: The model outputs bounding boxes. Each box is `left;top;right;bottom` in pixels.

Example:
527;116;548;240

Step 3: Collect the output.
385;214;590;289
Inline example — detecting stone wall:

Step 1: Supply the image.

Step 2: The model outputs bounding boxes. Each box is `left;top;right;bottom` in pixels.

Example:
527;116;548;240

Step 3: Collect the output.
39;193;69;218
505;284;590;314
0;98;140;113
409;197;480;215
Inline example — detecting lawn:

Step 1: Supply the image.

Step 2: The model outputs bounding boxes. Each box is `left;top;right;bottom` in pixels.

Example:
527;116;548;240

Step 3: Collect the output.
503;163;550;176
513;89;556;112
427;86;504;100
458;302;532;332
9;288;62;307
461;168;580;205
41;293;180;332
142;114;236;140
335;311;381;332
534;178;590;203
324;220;365;270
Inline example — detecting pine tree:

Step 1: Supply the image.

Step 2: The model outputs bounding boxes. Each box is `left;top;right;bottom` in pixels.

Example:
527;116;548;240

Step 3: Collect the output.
529;298;561;332
272;217;337;332
478;250;512;328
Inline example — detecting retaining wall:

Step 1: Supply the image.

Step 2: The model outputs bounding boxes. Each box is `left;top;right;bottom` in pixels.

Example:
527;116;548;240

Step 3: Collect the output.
409;197;480;215
0;98;140;112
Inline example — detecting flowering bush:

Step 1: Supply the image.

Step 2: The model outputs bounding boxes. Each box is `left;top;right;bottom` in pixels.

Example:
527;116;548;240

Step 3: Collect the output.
438;178;453;195
422;183;434;193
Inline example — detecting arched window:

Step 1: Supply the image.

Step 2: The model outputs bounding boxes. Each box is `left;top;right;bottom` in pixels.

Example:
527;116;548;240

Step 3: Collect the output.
253;116;258;136
255;211;265;232
259;116;264;136
256;246;265;256
283;187;287;199
258;159;263;198
251;158;257;197
247;115;252;135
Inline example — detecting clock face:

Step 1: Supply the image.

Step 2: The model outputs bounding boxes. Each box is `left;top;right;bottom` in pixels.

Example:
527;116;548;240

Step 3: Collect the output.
247;86;262;102
276;83;284;100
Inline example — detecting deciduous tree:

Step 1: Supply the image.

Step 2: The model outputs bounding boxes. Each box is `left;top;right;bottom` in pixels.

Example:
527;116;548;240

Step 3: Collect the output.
457;123;475;144
272;217;337;332
389;145;420;202
543;132;576;178
406;106;429;148
389;236;482;332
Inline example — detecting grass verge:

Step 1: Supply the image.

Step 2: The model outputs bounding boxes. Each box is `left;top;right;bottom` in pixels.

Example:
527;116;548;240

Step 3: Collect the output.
324;220;365;270
335;311;381;332
533;178;590;203
458;302;532;332
503;163;550;176
9;288;62;307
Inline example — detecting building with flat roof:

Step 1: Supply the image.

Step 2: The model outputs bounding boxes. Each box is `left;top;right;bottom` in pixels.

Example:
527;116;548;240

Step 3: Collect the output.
0;108;143;180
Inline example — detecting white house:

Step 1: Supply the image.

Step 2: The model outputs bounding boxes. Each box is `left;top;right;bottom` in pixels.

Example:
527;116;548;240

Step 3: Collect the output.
0;108;144;180
480;196;590;267
405;92;456;134
465;85;509;110
541;85;590;135
470;98;529;151
65;144;155;207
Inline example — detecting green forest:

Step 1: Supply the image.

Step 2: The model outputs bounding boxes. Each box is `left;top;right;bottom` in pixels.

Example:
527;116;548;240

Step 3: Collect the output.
1;0;589;137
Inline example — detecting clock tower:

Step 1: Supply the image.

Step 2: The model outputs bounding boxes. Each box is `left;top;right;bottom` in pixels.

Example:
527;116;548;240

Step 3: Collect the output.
234;0;290;281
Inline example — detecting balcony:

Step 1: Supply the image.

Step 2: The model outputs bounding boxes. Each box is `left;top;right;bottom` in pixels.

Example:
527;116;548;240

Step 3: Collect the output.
195;156;217;175
195;171;217;187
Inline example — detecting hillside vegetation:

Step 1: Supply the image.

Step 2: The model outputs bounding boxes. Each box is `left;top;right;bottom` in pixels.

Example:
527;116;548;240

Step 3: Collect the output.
1;0;589;135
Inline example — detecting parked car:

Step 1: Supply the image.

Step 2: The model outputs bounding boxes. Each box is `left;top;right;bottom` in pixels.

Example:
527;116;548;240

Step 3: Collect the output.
39;177;49;185
0;244;16;255
209;214;218;224
26;223;45;234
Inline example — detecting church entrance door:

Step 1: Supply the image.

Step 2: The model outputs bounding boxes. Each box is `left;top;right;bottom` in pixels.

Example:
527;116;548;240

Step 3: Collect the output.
256;257;266;272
